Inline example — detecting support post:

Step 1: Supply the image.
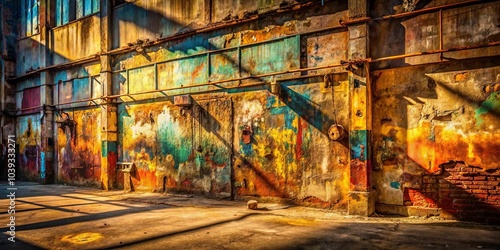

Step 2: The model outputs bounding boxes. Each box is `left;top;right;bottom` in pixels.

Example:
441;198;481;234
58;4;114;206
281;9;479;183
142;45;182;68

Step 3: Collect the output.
39;0;55;184
100;0;117;190
347;0;376;216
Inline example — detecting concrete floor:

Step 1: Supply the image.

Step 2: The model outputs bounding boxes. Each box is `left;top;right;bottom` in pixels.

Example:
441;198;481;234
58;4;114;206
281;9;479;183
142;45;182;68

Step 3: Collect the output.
1;182;499;250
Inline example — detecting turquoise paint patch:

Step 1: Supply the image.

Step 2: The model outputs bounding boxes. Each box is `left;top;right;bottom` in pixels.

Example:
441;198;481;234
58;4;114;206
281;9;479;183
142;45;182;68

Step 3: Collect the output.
158;119;191;169
101;141;117;157
240;141;253;156
40;152;46;179
390;181;400;189
266;95;277;109
350;130;368;161
475;91;499;127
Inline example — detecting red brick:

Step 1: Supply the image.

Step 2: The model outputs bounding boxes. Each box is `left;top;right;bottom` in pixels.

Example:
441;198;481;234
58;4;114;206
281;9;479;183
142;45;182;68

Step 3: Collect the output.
479;185;494;190
472;190;488;194
487;181;499;186
488;195;500;201
460;167;474;172
459;177;473;181
474;181;488;185
474;176;487;181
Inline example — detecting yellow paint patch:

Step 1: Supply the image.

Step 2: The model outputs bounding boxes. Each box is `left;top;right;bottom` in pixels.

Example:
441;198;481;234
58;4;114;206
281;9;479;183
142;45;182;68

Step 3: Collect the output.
61;232;103;244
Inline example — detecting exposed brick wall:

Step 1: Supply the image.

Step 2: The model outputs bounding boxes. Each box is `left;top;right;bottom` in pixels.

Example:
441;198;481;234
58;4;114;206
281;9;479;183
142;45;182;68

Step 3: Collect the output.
403;162;500;223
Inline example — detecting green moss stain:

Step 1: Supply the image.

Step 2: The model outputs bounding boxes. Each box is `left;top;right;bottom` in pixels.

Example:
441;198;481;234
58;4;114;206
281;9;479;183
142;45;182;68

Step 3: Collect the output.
475;91;499;127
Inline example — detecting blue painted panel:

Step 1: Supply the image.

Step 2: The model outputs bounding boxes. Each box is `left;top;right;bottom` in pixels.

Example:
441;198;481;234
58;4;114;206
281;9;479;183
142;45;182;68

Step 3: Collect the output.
209;50;239;83
56;0;62;26
157;55;208;93
73;78;91;101
63;0;70;24
26;0;32;36
84;0;92;16
32;0;38;33
241;37;299;77
92;0;100;13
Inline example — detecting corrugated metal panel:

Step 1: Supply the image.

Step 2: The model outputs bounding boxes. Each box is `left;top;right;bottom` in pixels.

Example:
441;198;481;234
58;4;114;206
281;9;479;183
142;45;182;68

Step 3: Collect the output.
21;87;41;113
26;0;32;36
84;0;92;16
92;0;99;13
209;49;239;82
157;55;208;88
241;36;299;79
62;0;69;25
55;0;62;26
76;0;84;18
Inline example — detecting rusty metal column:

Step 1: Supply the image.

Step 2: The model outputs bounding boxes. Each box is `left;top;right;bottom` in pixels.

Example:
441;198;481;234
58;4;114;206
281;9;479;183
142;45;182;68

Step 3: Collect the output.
100;0;117;190
39;0;55;184
347;0;375;216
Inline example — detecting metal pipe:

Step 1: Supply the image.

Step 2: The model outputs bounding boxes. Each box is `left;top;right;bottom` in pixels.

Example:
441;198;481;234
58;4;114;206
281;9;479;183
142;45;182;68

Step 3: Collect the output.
15;83;52;93
371;40;500;62
108;63;343;99
372;0;486;21
339;17;371;26
439;9;443;61
8;54;100;83
52;96;105;107
15;105;45;112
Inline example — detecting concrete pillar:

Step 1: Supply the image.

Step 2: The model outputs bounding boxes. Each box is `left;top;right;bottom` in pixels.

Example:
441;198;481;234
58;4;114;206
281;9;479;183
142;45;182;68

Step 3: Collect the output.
39;0;55;184
0;0;18;180
347;0;376;216
99;0;117;190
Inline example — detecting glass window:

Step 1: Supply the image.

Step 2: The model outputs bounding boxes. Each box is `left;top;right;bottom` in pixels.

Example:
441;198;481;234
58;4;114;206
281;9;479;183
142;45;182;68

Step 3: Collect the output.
21;0;39;37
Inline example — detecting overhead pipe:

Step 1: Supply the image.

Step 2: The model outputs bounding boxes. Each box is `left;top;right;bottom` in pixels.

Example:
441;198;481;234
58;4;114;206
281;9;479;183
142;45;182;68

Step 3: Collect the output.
370;40;500;63
7;54;100;83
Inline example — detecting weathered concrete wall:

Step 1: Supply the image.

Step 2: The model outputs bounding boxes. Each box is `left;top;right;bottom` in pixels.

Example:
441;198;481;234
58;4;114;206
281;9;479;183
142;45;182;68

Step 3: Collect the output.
110;2;351;206
211;0;280;22
232;81;350;207
17;35;41;75
370;1;500;69
369;0;500;222
52;15;101;64
112;0;205;49
372;59;500;222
